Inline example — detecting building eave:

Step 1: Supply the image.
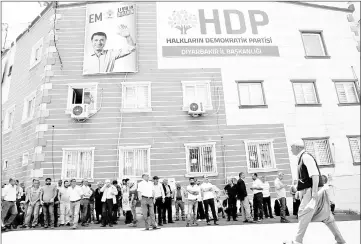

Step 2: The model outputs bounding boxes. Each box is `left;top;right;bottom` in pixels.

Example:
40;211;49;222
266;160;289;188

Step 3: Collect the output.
284;1;355;13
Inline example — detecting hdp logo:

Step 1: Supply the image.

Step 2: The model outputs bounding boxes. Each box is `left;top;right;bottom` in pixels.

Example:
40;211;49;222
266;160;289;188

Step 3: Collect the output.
168;10;198;35
105;9;114;19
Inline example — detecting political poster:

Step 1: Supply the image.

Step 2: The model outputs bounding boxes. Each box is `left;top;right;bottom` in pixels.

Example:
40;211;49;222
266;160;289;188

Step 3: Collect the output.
83;2;137;75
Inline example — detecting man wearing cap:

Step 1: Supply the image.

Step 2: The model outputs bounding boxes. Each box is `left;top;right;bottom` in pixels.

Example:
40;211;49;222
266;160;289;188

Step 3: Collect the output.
152;176;165;226
284;140;346;244
137;174;160;230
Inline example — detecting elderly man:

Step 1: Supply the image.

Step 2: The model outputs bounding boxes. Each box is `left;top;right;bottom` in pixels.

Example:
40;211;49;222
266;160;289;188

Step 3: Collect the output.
224;178;238;221
162;179;174;224
138;174;160;230
100;179;118;227
284;140;346;244
275;172;290;223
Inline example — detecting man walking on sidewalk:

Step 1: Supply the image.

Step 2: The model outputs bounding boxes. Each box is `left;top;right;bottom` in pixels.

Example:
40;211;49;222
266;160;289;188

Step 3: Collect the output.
237;172;255;223
284;140;346;244
275;172;290;223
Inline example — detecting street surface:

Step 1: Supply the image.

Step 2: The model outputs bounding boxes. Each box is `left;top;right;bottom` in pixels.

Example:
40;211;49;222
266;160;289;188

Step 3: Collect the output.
2;220;360;244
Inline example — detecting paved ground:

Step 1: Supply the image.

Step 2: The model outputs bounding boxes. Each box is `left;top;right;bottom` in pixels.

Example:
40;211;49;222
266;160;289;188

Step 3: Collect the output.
2;219;360;244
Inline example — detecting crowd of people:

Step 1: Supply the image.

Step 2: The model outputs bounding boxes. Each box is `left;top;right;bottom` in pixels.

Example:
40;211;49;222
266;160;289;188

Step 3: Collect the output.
1;170;336;232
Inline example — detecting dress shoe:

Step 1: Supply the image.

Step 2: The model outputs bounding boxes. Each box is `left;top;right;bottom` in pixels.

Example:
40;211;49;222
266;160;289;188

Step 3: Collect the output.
109;224;113;227
168;221;175;224
206;222;211;226
144;228;150;230
214;222;219;225
158;223;163;226
100;225;106;227
152;226;161;230
281;219;290;223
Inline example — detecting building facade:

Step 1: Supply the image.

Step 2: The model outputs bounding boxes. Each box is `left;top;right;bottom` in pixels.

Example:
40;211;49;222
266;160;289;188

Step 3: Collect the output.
1;2;360;211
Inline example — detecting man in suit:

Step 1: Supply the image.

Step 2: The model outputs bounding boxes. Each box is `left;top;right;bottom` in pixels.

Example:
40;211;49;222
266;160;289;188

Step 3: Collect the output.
94;182;103;224
237;172;255;223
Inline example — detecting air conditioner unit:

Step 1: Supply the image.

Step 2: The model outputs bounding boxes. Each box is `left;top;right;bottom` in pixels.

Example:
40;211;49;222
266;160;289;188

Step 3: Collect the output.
71;104;89;119
188;101;205;115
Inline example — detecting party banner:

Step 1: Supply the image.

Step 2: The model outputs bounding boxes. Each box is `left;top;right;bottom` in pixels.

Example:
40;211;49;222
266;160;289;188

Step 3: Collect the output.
83;2;137;75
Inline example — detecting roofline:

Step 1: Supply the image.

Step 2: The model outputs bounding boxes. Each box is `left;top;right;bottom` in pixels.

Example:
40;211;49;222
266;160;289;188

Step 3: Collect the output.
284;1;355;13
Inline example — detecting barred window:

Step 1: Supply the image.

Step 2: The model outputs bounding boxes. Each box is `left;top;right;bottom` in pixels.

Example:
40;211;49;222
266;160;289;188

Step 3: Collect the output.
348;136;360;163
119;146;150;178
245;140;276;172
62;148;94;180
304;138;333;165
185;143;217;175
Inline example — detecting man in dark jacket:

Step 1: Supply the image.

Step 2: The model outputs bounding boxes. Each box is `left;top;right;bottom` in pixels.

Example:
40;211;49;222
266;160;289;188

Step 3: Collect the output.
237;172;254;223
94;182;103;224
224;178;238;221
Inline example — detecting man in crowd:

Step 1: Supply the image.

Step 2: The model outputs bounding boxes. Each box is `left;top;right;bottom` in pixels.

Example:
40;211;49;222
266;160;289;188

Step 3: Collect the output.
54;180;63;227
237;172;255;223
68;179;83;229
41;178;57;229
153;176;165;226
224;178;238;221
261;175;274;219
23;179;42;229
290;180;300;217
173;182;186;221
196;179;206;222
250;173;264;222
94;181;103;224
58;180;71;227
186;177;200;227
100;179;118;227
128;180;138;227
284;140;346;244
201;175;218;226
80;179;92;227
87;183;96;224
2;178;19;230
112;180;122;223
275;172;290;223
162;178;174;224
137;174;160;230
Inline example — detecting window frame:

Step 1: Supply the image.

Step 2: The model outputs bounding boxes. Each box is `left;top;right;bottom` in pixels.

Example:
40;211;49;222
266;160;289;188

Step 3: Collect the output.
291;80;322;107
61;147;95;181
29;37;44;69
118;145;151;179
66;83;98;114
235;80;268;109
347;135;361;165
332;79;360;106
184;142;218;177
244;139;277;173
181;80;213;111
21;91;37;124
2;105;16;134
300;30;330;59
22;152;29;166
121;82;152;112
302;137;334;167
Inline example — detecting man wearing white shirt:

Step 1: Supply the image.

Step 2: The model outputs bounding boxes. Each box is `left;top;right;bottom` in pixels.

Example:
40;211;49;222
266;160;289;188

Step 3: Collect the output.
153;176;165;226
261;176;274;219
1;178;18;230
137;174;160;230
100;179;118;227
80;179;92;227
275;172;290;223
250;173;263;222
200;175;219;226
186;177;200;227
68;179;83;229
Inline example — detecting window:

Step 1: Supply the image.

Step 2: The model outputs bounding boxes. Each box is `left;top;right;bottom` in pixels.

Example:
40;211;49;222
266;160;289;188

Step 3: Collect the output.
66;83;97;113
30;37;44;69
303;138;333;166
3;160;8;171
185;142;217;176
334;81;359;104
244;140;276;172
22;152;29;166
347;136;360;164
61;148;95;180
7;65;12;77
118;146;151;178
122;82;151;111
22;92;36;123
300;31;328;57
181;81;212;110
236;81;266;107
2;105;15;134
292;81;320;105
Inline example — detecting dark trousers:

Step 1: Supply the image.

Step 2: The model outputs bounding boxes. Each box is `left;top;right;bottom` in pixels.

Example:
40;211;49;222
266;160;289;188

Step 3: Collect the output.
162;197;172;222
331;203;335;214
253;192;263;220
203;198;217;223
279;197;287;220
95;201;102;221
293;199;301;216
197;201;205;220
154;197;163;224
54;203;59;226
227;197;237;220
262;196;273;218
101;199;113;226
81;199;89;224
42;202;54;227
112;203;119;222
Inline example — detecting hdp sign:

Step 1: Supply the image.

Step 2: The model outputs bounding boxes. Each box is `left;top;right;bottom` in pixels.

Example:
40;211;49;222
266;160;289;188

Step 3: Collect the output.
168;9;269;35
